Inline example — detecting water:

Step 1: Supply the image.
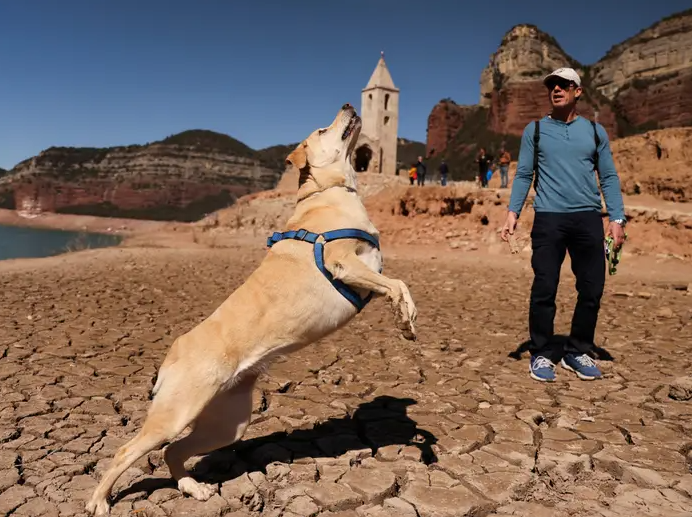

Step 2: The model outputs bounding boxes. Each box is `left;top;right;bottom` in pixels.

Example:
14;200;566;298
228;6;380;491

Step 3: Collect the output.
0;224;123;261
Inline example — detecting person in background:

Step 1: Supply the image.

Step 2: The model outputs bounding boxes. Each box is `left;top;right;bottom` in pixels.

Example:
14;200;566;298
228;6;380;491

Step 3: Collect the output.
500;66;627;383
439;160;449;186
408;162;417;186
416;156;427;186
476;148;491;188
498;145;511;188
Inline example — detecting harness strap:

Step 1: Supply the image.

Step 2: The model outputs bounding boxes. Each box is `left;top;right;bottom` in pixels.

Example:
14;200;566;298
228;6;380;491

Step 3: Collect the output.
266;228;381;312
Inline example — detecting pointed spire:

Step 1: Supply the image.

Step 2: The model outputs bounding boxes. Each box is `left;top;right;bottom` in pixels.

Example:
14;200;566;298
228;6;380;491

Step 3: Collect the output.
364;52;398;91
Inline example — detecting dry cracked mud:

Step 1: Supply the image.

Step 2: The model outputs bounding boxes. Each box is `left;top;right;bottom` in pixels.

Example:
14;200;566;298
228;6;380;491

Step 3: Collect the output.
0;244;691;517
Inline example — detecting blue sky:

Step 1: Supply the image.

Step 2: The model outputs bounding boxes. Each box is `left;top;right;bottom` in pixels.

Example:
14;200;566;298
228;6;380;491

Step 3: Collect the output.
0;1;689;169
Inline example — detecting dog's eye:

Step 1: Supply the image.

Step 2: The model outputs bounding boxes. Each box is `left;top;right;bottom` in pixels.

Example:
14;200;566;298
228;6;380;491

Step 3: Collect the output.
318;129;327;135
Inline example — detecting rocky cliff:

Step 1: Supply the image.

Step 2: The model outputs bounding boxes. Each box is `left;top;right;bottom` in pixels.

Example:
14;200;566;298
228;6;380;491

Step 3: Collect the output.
428;9;692;180
591;9;692;133
478;24;618;138
610;127;692;202
0;130;284;222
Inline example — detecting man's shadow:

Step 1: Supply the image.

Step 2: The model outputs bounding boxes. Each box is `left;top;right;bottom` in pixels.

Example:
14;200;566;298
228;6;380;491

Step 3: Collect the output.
116;395;437;502
508;335;615;361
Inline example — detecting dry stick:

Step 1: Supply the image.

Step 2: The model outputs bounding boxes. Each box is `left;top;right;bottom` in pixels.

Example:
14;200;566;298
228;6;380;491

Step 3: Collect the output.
508;233;520;254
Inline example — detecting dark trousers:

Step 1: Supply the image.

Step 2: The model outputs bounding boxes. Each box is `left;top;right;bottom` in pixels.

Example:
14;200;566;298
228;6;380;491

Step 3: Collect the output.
479;172;488;187
528;211;606;362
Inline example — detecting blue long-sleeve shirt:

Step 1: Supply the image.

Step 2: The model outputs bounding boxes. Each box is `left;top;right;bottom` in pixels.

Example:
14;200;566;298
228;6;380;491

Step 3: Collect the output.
508;116;626;221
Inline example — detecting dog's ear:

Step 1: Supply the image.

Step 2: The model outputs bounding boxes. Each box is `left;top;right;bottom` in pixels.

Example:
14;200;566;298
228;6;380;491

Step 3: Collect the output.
286;144;308;170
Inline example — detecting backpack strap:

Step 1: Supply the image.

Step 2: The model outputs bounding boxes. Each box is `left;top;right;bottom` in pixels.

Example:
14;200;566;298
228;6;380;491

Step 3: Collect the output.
532;120;540;190
590;120;600;171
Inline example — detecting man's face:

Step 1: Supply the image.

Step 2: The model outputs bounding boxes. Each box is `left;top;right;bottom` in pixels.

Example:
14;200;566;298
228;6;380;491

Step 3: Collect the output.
546;77;581;109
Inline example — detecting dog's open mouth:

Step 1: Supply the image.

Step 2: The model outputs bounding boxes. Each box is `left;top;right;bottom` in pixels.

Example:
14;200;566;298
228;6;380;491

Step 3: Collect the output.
342;114;360;140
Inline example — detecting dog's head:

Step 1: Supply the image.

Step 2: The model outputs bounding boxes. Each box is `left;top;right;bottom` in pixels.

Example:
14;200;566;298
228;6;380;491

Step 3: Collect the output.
286;103;362;199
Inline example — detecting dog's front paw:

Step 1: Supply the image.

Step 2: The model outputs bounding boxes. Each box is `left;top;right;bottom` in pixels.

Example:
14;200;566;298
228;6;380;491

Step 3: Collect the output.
394;280;417;341
86;497;110;516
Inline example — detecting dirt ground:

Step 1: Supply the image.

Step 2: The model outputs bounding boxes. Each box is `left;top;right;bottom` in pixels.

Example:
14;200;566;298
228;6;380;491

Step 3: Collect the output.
1;235;691;517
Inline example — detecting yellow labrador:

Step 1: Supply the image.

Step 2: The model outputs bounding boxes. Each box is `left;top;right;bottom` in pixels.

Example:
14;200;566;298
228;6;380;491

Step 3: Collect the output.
86;103;418;515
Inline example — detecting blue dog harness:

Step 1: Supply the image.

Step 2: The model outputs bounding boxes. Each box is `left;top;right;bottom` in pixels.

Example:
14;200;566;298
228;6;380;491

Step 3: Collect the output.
266;228;381;312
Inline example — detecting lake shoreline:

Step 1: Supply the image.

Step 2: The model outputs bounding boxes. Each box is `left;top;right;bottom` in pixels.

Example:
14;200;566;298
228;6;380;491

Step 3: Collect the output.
0;208;182;237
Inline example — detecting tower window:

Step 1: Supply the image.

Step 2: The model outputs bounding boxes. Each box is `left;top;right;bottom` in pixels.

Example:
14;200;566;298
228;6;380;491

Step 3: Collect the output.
384;116;389;125
384;93;390;110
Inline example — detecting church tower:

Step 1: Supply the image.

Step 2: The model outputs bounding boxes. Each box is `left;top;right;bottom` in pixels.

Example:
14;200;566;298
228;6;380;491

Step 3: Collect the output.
360;52;399;175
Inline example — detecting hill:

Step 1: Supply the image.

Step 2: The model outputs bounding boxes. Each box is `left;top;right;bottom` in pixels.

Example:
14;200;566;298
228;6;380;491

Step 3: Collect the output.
0;130;284;222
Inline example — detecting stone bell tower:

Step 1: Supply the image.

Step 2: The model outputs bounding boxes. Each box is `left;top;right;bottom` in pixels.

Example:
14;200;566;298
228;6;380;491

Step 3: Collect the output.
359;51;399;175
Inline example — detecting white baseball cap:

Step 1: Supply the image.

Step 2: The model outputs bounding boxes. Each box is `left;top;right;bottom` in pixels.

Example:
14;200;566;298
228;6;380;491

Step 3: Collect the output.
543;67;581;87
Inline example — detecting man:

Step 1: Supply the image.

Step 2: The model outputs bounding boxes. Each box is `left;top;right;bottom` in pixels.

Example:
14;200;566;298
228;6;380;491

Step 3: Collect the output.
500;67;626;383
416;156;427;186
476;148;491;188
498;145;511;188
439;159;449;186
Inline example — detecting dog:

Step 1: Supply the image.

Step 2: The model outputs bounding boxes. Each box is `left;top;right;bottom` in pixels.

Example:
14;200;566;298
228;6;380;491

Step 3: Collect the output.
86;103;418;515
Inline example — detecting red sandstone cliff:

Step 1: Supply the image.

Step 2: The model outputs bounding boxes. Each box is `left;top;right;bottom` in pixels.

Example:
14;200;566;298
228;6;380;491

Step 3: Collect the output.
590;10;692;133
0;130;284;222
479;25;617;138
426;101;482;156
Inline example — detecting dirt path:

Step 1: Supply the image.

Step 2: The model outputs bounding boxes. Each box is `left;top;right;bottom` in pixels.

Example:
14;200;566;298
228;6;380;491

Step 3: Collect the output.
0;244;690;517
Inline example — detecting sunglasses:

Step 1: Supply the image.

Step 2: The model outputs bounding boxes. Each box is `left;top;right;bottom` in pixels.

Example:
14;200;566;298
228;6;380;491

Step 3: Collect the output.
546;78;576;91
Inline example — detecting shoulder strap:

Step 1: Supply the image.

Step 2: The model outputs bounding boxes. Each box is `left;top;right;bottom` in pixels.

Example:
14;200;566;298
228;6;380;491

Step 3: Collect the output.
532;120;540;190
591;120;600;171
533;120;540;173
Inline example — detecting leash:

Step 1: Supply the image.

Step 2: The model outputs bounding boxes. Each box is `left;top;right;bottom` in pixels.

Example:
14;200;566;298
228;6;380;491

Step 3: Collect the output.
605;233;627;275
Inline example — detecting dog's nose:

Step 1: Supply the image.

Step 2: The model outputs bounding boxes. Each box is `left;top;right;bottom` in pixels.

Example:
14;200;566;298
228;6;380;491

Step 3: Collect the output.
342;103;352;110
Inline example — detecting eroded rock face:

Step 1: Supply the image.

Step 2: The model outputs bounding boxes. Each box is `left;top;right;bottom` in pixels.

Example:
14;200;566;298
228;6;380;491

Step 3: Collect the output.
590;11;692;100
479;25;578;108
612;69;692;133
610;127;692;202
426;101;483;156
591;11;692;133
428;11;692;157
479;25;617;138
0;131;283;222
487;80;617;138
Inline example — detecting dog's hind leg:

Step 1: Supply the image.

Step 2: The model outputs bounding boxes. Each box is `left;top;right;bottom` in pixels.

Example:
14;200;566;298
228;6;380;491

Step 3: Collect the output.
163;372;258;500
325;252;418;340
86;367;224;516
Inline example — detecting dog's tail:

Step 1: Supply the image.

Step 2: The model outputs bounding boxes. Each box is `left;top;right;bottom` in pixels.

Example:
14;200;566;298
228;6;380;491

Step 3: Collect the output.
151;338;183;397
151;367;167;397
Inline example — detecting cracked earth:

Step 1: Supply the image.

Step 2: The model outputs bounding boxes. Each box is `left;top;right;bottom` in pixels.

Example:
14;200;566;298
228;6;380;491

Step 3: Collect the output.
1;244;691;517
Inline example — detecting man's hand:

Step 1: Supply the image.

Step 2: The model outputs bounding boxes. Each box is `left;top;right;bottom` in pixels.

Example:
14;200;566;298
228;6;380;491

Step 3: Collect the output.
607;221;626;249
501;211;518;242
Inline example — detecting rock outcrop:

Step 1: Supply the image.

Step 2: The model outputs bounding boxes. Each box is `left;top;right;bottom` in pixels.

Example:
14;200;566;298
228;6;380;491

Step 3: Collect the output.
428;9;692;178
0;130;284;222
591;10;692;133
610;127;692;202
479;25;617;138
426;101;482;156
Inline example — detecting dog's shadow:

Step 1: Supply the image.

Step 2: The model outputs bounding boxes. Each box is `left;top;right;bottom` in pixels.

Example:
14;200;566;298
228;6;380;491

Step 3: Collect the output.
116;395;436;502
508;335;615;361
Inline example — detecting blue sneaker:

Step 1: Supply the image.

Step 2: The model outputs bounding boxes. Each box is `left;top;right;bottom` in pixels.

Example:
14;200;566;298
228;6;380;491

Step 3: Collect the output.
530;356;556;382
561;353;602;380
